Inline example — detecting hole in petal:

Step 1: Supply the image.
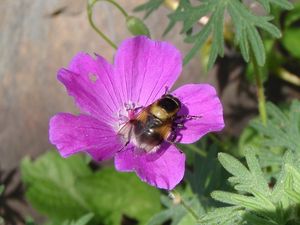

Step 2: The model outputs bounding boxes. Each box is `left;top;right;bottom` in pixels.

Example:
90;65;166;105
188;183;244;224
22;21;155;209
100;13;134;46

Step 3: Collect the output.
89;73;98;83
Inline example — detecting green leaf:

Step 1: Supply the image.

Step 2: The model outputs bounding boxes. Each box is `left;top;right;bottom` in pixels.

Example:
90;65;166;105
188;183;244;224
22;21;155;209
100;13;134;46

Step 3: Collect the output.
198;206;243;225
21;151;92;221
284;164;300;203
212;191;272;212
178;213;197;225
282;28;300;59
284;2;300;27
147;209;174;225
46;213;94;225
77;167;161;225
212;152;275;212
256;0;293;13
218;153;250;179
71;213;94;225
135;0;293;68
245;39;276;83
251;101;300;152
164;0;291;68
245;149;270;194
21;151;161;224
147;191;203;225
134;0;164;19
184;143;228;198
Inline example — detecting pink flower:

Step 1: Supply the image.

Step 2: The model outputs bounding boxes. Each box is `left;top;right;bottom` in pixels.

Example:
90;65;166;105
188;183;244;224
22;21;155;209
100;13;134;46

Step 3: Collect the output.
49;36;224;190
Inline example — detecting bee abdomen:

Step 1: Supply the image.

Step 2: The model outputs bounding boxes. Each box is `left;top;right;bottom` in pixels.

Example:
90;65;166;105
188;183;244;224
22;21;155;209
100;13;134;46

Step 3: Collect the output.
139;130;163;146
132;119;164;147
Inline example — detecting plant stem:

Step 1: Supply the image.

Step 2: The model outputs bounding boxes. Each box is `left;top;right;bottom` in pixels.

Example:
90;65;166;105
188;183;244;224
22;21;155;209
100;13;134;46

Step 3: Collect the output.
252;59;267;126
277;68;300;87
87;0;128;49
186;144;207;157
103;0;128;17
168;190;200;222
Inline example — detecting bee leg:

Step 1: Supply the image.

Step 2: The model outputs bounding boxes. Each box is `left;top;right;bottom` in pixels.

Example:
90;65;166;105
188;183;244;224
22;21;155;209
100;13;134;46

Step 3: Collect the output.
167;131;183;144
166;121;185;144
168;132;176;143
175;123;184;129
176;115;202;122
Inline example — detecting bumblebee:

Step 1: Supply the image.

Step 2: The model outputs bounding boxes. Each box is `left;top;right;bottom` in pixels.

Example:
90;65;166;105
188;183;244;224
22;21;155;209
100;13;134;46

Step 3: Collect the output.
119;94;184;152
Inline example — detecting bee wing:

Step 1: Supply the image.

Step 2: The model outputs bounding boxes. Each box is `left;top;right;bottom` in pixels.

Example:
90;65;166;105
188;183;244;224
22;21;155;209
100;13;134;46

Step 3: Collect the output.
117;106;148;145
117;121;133;145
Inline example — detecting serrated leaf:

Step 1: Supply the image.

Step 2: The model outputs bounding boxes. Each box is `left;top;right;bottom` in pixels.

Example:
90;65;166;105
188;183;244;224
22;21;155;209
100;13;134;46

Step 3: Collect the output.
164;0;292;68
256;0;293;13
183;24;212;65
134;0;164;19
242;212;277;225
218;153;250;179
284;164;300;203
77;167;161;225
251;101;300;152
21;151;92;221
211;191;272;212
245;149;270;194
213;142;300;225
247;26;265;65
198;206;244;225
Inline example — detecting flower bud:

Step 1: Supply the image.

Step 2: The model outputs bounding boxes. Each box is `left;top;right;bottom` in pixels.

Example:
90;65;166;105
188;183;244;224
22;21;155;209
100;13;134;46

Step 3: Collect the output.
126;16;150;37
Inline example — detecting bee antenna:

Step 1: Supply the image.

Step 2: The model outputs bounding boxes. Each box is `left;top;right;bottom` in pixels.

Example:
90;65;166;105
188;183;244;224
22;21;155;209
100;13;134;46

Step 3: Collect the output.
164;86;170;95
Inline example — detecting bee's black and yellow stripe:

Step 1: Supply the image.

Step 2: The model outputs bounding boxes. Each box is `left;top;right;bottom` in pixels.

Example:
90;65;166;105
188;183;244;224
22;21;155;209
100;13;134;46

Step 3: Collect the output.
130;94;181;151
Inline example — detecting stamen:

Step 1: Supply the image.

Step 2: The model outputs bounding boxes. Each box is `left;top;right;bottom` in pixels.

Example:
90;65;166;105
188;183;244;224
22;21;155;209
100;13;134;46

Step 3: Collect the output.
88;73;98;83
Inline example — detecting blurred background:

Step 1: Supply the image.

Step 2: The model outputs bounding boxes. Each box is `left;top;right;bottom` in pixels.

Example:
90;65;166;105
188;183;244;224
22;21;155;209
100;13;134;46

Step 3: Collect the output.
1;0;299;224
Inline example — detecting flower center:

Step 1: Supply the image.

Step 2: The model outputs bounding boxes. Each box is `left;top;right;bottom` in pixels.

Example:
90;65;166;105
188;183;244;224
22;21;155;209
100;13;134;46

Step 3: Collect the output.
116;102;164;153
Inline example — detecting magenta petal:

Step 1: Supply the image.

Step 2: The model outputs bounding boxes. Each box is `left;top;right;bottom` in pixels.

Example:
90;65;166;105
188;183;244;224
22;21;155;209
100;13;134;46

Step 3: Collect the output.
114;143;185;190
172;84;225;143
114;36;182;107
58;53;122;124
49;113;123;161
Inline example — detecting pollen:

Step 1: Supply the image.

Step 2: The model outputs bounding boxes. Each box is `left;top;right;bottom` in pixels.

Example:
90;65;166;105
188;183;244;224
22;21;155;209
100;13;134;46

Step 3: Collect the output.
88;73;98;83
